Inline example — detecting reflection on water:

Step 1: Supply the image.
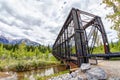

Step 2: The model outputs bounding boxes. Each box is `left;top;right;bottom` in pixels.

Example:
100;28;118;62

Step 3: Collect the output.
14;65;66;80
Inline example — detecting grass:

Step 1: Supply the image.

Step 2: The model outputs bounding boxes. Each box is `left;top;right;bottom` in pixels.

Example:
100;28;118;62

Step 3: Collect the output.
0;57;60;72
109;57;120;60
0;43;59;72
93;41;120;54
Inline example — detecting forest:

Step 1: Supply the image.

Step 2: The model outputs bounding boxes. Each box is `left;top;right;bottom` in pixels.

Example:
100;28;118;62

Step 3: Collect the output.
0;43;58;71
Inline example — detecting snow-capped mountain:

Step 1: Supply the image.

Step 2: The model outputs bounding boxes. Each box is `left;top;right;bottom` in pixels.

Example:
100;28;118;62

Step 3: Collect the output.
0;35;9;44
0;35;40;46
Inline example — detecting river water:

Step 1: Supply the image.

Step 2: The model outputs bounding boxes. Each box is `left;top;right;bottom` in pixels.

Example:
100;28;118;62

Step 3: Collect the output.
10;65;66;80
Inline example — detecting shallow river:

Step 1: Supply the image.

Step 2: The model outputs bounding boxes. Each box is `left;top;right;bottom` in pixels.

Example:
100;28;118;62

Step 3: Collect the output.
11;65;66;80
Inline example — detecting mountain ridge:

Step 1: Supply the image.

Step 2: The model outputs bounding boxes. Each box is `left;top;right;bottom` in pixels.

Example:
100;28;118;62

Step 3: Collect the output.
0;35;40;46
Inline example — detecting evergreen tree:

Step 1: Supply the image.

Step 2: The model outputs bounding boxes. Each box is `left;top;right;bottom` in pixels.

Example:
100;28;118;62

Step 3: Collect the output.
0;44;3;52
35;47;39;57
111;40;114;48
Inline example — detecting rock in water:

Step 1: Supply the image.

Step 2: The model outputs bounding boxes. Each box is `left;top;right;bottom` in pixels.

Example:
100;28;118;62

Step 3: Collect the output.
80;63;91;72
86;67;107;80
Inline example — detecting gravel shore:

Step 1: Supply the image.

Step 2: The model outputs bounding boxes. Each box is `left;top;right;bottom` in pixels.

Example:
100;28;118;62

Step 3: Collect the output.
49;60;120;80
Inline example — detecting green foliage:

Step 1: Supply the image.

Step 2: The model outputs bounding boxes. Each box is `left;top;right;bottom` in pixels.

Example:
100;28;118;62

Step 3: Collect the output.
0;43;58;71
15;62;26;71
0;43;53;59
71;46;76;54
110;41;120;52
93;40;120;53
103;0;120;39
93;45;104;54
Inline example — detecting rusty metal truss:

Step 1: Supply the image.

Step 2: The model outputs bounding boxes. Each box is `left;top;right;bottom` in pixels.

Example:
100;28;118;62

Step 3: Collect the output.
52;8;120;67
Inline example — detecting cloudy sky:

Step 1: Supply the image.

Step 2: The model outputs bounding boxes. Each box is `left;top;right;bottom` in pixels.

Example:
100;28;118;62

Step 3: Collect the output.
0;0;118;45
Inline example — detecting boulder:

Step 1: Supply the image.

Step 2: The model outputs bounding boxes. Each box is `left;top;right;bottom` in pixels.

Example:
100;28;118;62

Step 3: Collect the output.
70;72;77;78
108;77;120;80
80;63;91;72
49;77;62;80
77;75;84;80
86;67;107;80
69;78;76;80
61;73;72;80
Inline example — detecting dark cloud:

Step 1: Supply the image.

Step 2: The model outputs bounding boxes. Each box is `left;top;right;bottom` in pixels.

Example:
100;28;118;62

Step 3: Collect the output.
64;2;67;4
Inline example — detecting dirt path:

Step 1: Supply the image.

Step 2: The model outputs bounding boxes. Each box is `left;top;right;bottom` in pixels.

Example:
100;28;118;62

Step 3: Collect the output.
95;60;120;77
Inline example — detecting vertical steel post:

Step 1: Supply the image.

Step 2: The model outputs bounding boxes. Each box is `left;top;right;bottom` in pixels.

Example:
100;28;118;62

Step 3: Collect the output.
64;28;67;59
66;26;70;61
95;16;110;54
72;8;88;66
61;33;63;58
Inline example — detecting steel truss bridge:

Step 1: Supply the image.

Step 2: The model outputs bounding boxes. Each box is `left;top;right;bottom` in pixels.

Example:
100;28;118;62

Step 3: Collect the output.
52;8;120;67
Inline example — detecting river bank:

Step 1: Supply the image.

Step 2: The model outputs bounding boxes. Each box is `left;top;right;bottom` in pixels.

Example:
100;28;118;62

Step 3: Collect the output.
48;60;120;80
0;58;60;72
0;60;120;80
0;64;67;80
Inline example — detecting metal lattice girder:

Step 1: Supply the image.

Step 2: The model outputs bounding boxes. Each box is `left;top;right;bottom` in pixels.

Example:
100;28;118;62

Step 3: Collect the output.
52;8;110;67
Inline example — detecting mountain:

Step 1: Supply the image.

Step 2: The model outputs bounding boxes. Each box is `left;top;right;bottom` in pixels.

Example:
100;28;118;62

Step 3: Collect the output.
0;35;40;46
0;35;9;44
10;39;40;46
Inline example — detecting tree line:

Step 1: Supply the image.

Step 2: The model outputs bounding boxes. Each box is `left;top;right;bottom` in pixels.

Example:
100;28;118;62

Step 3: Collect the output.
0;42;52;60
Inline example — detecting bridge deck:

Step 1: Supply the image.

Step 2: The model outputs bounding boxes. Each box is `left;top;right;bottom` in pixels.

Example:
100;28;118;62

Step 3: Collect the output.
88;52;120;57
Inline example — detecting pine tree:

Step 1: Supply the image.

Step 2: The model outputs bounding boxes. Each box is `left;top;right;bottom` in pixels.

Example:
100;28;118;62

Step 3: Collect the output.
35;47;39;57
111;40;114;48
17;42;26;58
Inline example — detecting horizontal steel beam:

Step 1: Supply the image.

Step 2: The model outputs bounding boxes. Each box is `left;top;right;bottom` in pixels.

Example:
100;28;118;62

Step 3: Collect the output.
76;9;96;17
87;53;120;57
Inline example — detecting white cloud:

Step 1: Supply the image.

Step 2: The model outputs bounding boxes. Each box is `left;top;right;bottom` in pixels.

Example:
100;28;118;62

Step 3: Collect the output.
0;0;117;45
